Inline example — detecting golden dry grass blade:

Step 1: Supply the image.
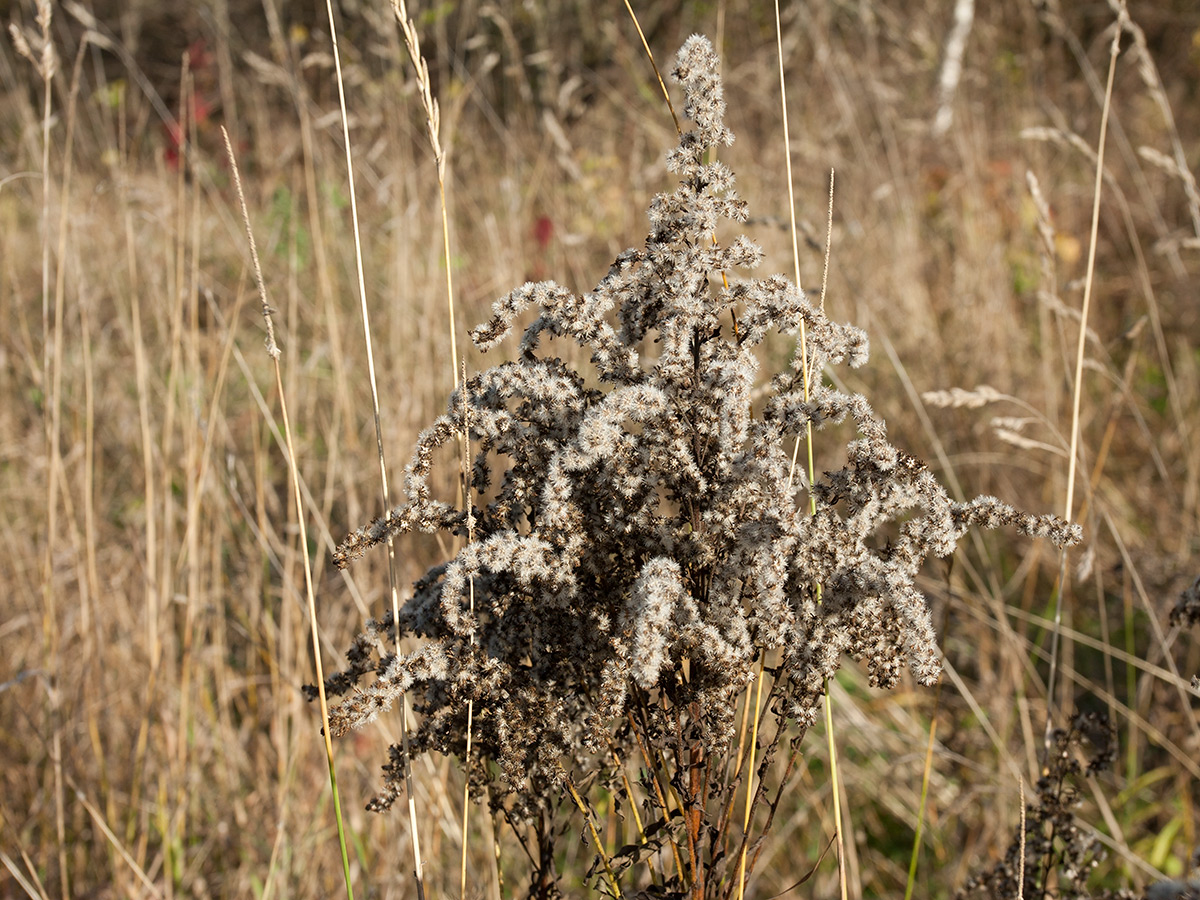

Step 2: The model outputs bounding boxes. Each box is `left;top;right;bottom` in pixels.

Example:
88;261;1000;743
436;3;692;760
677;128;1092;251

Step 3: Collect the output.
223;126;354;900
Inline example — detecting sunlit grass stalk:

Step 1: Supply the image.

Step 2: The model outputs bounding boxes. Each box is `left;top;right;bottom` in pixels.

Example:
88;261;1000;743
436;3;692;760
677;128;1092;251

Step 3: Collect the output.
389;2;487;894
392;0;459;392
176;55;206;865
323;1;427;894
11;5;68;895
57;35;96;900
623;0;680;134
1017;780;1027;900
223;127;354;900
1047;3;1124;746
904;691;940;900
748;5;847;900
562;768;622;898
459;359;479;900
816;169;850;900
626;710;687;884
734;657;767;898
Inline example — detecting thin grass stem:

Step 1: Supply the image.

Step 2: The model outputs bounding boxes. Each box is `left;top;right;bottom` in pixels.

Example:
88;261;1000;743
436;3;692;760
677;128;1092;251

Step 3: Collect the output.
562;768;622;899
223;127;354;900
323;2;427;894
623;1;680;135
460;360;478;900
1048;3;1125;746
904;690;940;900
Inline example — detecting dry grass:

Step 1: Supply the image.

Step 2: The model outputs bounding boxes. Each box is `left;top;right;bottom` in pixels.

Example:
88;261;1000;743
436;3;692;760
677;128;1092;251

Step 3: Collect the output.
2;1;1198;898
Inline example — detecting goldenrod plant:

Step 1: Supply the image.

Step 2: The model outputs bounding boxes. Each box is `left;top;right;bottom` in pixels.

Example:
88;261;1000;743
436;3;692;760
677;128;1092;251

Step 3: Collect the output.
322;37;1079;899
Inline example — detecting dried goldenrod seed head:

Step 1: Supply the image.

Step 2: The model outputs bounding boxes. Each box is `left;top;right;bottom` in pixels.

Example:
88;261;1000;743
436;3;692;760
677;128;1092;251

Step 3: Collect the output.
322;34;1080;819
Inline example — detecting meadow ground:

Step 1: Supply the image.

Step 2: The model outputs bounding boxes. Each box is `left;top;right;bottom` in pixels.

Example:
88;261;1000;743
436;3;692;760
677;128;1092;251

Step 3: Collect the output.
2;1;1199;897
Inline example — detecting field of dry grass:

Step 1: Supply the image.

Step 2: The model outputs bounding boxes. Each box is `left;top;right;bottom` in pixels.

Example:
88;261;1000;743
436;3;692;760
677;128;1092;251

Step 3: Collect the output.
2;1;1198;897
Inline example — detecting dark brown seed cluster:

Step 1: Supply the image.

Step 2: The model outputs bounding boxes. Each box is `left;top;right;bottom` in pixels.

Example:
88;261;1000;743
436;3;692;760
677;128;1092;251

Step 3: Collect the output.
1169;574;1200;630
958;712;1132;900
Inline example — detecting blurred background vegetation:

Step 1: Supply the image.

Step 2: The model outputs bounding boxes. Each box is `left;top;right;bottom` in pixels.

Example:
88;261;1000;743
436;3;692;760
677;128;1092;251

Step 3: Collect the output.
2;0;1198;897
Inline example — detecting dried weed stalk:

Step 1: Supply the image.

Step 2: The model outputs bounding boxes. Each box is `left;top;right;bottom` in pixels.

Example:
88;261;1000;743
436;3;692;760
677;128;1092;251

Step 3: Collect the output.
318;36;1080;897
958;712;1130;900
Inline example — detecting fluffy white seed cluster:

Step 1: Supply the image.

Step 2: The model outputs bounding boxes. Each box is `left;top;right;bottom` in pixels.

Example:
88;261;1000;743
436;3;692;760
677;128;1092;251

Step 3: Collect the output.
324;34;1081;815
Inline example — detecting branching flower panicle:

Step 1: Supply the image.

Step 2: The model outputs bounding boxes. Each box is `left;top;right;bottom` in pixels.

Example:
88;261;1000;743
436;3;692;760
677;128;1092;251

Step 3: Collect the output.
320;34;1081;895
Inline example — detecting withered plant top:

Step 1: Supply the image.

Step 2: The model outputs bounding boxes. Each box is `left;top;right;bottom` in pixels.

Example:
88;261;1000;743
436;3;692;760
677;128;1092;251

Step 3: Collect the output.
323;35;1079;818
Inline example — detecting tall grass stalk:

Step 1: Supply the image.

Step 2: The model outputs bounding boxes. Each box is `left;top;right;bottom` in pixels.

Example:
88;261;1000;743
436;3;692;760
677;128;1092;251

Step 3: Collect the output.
10;4;67;895
1046;3;1124;747
324;0;427;893
391;0;459;394
223;127;354;900
903;693;939;900
387;0;526;887
771;2;846;898
56;37;95;900
623;0;680;135
388;1;480;894
457;358;481;900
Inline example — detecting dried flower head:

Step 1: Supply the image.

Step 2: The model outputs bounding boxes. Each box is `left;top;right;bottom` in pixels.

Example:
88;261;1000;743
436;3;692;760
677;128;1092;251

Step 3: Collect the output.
320;35;1080;872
